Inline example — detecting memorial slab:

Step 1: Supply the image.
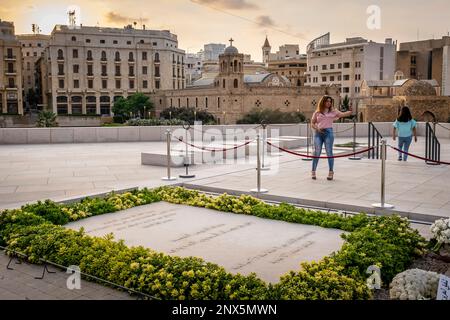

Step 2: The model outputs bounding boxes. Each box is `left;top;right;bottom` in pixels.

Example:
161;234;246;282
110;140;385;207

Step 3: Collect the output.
66;202;345;283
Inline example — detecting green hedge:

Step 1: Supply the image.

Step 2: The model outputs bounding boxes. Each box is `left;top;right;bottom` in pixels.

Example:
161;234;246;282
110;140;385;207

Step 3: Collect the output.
0;186;426;300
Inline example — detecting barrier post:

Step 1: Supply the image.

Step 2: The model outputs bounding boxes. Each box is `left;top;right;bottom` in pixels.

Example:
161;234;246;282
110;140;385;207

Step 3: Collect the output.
302;119;313;162
162;129;177;181
251;135;268;194
179;123;195;179
261;121;270;171
372;140;394;209
349;118;361;160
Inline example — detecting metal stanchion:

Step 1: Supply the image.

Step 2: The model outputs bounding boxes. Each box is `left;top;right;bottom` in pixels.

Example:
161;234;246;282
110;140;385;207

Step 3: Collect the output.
179;123;195;179
261;121;270;171
161;129;177;181
302;120;313;162
349;118;361;160
251;135;268;194
372;140;394;209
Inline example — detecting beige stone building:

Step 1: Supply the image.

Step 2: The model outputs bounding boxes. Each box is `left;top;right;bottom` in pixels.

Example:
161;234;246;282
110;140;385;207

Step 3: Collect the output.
262;37;307;87
39;24;186;115
359;78;450;122
17;33;50;111
0;19;23;115
154;42;339;124
396;36;450;96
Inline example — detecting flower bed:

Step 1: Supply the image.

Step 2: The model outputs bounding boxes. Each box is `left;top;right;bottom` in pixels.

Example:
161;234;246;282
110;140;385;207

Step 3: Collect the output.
0;187;426;300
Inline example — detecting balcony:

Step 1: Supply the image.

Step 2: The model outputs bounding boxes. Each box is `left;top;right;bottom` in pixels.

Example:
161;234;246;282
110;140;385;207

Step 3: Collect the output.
155;74;161;78
87;73;94;77
128;73;135;77
4;55;17;61
5;70;17;75
101;58;107;62
57;56;64;62
57;72;65;77
154;59;161;64
6;85;17;90
101;73;108;77
87;57;93;61
114;59;121;64
115;73;122;77
128;59;135;63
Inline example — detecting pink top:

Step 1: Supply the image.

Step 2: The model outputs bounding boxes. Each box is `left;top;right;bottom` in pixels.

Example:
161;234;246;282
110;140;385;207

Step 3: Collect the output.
312;110;340;129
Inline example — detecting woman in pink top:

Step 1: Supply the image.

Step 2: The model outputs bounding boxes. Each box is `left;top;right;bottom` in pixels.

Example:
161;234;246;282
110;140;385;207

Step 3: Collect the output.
310;96;353;180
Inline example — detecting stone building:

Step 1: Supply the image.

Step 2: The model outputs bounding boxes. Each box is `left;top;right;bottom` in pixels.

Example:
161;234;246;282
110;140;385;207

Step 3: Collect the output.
154;41;339;124
0;19;23;115
39;24;186;115
262;37;307;87
359;78;450;122
17;33;50;112
305;33;396;103
396;36;450;96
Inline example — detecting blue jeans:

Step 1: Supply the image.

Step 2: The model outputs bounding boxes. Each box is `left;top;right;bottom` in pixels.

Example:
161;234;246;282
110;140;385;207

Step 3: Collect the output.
312;128;334;172
398;136;413;161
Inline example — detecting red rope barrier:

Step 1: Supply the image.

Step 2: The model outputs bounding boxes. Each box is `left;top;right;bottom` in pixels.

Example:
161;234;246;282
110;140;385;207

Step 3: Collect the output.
175;137;254;152
388;145;450;165
266;141;374;159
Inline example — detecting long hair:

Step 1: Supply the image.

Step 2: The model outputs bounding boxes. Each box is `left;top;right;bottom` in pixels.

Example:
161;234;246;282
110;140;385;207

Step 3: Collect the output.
316;96;334;114
397;106;413;122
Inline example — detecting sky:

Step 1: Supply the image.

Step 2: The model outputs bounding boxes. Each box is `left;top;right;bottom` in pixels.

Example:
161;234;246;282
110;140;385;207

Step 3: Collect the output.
1;0;449;62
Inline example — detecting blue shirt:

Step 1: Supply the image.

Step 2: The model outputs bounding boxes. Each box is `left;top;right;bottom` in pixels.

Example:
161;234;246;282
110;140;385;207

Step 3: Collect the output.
393;120;417;138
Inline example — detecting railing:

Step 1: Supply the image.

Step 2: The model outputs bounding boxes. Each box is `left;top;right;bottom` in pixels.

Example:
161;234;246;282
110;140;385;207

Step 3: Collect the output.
368;122;383;159
425;122;441;165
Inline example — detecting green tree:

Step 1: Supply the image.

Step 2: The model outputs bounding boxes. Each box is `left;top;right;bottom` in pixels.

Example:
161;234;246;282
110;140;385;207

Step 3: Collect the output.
36;111;58;127
127;93;154;119
237;108;306;124
112;97;130;123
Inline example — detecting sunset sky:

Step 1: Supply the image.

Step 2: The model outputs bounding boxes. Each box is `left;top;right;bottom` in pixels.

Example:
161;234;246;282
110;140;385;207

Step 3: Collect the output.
1;0;449;61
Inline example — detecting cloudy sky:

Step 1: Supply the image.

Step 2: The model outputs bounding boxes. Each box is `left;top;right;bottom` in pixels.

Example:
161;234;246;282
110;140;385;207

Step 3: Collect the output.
1;0;449;61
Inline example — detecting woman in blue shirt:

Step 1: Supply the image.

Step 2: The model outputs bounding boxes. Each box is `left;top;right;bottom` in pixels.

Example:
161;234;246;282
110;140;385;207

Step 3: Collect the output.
392;106;418;161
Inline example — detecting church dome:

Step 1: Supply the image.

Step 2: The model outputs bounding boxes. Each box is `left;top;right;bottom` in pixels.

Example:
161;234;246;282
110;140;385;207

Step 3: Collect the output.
224;45;239;55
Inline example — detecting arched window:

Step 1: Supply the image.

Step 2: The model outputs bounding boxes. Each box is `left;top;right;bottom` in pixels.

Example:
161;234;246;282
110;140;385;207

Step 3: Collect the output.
233;79;239;88
129;52;134;61
71;96;82;115
71;36;76;42
233;60;238;72
101;51;107;61
155;52;160;62
87;50;93;60
115;51;120;61
56;96;68;114
57;49;64;59
86;96;97;115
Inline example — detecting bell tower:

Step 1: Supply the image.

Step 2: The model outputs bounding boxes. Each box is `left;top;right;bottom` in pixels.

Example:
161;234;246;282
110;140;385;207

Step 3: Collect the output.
218;38;244;91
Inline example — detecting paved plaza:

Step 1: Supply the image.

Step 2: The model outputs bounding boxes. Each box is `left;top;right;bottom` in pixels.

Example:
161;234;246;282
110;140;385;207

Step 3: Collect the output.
0;137;449;220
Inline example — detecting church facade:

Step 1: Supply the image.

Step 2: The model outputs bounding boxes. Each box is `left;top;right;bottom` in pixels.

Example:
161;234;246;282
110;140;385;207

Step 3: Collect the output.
153;40;339;124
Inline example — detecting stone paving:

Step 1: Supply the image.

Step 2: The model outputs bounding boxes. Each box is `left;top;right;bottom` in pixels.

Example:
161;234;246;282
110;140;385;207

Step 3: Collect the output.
0;137;449;219
0;252;134;300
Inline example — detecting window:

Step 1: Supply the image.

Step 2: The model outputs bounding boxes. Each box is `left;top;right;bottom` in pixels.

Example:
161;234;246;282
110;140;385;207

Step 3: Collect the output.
87;64;93;76
86;96;96;114
56;96;68;114
217;97;220;109
234;79;239;88
115;79;121;89
127;41;131;45
330;64;335;70
100;39;105;44
102;79;107;89
8;78;15;88
57;49;64;59
343;62;350;68
322;65;327;70
322;76;327;82
330;76;335;82
87;50;93;60
58;79;64;89
26;62;30;70
143;80;148;88
129;80;135;89
338;75;342;81
88;79;93;89
115;52;120;61
154;52;159;62
205;97;208;109
71;96;82;115
343;75;350;81
143;66;148;75
86;39;91;43
73;79;79;88
33;52;37;57
113;40;118;44
100;96;110;115
101;65;107;76
115;65;121;76
410;68;416;77
129;65;134;76
142;52;148;60
58;64;64;75
155;66;160;77
73;64;79;73
380;47;384;58
101;51;107;61
153;42;157;46
73;49;78;58
155;80;160;89
411;55;417;64
343;87;350;93
338;63;342;69
71;36;76;41
129;52;134;61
